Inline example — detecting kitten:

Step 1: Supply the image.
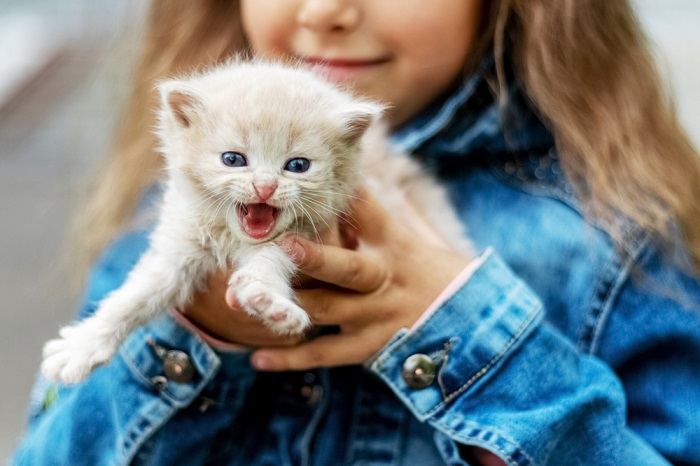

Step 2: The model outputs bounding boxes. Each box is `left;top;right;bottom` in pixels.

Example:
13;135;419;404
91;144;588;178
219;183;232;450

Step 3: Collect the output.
41;59;473;384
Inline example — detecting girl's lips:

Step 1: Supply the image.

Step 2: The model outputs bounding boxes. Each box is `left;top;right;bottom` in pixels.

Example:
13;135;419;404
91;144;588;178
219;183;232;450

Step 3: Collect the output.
300;55;391;82
301;56;391;67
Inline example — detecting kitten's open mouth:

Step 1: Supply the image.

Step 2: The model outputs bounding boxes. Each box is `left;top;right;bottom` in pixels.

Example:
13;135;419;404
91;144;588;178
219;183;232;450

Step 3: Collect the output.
237;203;281;240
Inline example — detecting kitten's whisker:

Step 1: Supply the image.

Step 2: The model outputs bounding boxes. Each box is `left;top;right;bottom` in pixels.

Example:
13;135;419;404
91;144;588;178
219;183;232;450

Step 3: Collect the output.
298;194;360;231
302;202;332;232
207;196;235;229
295;200;323;244
297;194;347;216
287;200;301;244
212;197;228;220
223;197;235;229
192;191;228;212
307;189;368;203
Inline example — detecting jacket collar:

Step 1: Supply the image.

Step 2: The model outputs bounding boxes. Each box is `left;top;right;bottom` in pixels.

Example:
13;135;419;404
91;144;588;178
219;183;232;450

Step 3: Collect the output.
390;54;555;165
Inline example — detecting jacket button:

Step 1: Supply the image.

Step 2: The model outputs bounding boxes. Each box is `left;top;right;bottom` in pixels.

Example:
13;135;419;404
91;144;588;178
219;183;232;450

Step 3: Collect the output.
163;350;196;383
402;354;436;389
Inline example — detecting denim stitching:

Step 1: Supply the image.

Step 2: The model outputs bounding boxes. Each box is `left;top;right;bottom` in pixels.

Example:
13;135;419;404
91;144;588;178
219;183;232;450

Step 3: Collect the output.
434;422;534;466
119;334;159;388
372;270;542;419
121;352;221;465
373;250;498;365
299;369;330;466
436;338;459;399
121;402;179;465
119;334;190;407
432;298;542;410
588;232;652;355
576;255;619;352
489;163;582;224
370;255;542;423
392;72;483;153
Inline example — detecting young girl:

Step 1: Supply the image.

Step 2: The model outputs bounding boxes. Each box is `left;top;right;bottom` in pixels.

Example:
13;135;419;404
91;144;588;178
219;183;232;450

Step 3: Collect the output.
14;1;700;465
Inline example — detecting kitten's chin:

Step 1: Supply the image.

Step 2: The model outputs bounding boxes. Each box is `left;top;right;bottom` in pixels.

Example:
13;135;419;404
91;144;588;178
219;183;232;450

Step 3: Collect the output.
237;203;282;241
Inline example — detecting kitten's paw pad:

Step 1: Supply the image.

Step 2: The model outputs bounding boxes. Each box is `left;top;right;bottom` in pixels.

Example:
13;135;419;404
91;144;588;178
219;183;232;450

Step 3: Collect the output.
230;273;310;334
269;310;288;322
263;300;311;335
235;280;274;315
250;293;272;311
41;325;118;384
228;271;255;289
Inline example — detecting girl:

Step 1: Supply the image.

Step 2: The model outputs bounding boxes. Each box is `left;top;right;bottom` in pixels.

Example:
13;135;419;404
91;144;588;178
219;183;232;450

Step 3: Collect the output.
14;1;700;465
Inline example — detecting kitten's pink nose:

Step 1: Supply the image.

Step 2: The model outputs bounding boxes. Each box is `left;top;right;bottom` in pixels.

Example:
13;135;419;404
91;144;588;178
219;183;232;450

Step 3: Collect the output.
253;182;277;202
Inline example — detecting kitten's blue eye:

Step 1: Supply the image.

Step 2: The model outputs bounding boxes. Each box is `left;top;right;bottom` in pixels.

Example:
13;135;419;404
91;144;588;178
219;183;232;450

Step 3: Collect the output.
284;157;311;173
221;151;247;167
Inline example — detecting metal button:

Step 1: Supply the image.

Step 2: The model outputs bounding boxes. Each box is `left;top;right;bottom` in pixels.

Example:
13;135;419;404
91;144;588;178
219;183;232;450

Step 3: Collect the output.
402;353;437;389
300;385;324;406
163;350;195;383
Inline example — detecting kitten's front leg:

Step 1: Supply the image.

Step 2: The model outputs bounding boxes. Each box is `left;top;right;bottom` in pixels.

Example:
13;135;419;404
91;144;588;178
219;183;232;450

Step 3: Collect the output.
41;249;203;383
230;243;310;335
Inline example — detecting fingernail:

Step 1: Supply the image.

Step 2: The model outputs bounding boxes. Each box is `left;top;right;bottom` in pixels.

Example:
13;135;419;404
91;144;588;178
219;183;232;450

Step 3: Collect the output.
279;235;304;262
289;240;306;263
252;353;274;370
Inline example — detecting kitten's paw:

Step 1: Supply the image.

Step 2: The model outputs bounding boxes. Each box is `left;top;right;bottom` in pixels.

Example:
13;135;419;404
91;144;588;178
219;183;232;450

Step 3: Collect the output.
232;274;311;335
41;323;118;384
228;270;255;289
263;299;311;335
234;277;273;315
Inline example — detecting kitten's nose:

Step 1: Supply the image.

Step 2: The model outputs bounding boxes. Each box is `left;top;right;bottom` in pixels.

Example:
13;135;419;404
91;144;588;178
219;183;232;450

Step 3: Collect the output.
253;182;278;202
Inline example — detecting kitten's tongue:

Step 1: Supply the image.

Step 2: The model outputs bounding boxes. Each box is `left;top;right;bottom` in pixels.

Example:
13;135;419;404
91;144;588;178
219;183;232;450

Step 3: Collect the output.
241;203;278;239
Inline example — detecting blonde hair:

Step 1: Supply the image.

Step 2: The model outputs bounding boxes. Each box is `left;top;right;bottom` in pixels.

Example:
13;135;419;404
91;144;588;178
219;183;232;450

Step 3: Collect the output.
71;0;700;282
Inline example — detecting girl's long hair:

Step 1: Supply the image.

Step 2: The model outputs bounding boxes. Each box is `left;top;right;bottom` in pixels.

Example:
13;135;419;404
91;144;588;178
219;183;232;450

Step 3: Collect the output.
71;0;700;282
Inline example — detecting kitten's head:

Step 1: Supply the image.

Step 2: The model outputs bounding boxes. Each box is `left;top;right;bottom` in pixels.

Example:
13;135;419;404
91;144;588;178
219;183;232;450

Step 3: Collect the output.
156;59;383;243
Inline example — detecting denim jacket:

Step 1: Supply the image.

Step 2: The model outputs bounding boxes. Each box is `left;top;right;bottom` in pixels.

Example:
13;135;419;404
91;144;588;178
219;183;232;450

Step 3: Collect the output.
13;58;700;466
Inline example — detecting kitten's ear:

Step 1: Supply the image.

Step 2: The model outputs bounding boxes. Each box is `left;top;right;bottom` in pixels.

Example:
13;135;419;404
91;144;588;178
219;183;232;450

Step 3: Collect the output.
336;101;385;145
158;80;205;128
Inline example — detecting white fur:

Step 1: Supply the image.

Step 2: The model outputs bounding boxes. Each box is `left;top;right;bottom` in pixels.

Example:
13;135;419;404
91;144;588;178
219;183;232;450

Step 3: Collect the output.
41;59;472;383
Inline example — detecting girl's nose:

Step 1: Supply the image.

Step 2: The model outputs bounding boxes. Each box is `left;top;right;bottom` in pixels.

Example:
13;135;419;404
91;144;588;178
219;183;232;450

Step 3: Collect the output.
297;0;361;35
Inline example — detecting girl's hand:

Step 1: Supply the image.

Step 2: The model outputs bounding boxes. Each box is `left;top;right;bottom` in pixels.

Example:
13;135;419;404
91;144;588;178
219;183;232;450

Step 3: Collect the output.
250;189;473;371
182;268;304;347
181;218;348;348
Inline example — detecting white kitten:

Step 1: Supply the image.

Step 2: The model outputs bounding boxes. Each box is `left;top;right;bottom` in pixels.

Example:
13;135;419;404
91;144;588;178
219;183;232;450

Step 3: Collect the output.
41;59;472;384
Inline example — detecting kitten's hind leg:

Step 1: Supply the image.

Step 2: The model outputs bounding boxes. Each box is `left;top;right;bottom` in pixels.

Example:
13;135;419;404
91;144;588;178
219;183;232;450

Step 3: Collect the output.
41;249;204;383
230;243;310;335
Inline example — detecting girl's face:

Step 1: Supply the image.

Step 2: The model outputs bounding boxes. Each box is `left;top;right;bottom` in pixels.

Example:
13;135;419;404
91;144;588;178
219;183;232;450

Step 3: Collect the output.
241;0;483;127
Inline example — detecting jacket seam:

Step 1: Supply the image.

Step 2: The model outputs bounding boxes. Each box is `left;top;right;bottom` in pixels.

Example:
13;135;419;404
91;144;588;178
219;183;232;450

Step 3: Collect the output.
489;162;648;260
426;293;543;415
587;232;653;355
488;161;582;218
575;253;621;353
432;421;534;466
121;402;179;466
121;353;221;465
373;250;500;371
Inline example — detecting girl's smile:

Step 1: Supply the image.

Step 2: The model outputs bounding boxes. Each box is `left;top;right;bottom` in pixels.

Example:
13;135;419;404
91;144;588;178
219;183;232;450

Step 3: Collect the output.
298;55;393;84
241;0;482;126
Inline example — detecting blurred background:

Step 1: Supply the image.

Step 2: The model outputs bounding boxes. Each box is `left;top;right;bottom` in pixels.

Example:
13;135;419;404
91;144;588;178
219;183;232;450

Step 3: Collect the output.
0;0;698;461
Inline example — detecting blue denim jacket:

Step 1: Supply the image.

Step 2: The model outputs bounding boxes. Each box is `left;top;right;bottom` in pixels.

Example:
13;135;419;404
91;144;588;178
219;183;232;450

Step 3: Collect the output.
13;59;700;466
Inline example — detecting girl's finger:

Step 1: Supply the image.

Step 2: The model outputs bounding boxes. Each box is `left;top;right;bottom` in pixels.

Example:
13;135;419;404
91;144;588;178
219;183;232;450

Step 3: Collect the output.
296;288;372;325
251;332;376;371
289;237;388;292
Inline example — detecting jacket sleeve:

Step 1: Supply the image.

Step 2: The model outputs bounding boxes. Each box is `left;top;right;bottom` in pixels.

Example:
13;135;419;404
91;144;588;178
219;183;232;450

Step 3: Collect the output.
13;230;258;466
366;246;700;466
